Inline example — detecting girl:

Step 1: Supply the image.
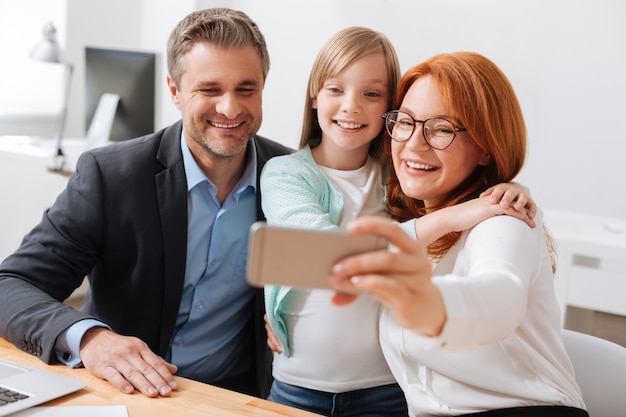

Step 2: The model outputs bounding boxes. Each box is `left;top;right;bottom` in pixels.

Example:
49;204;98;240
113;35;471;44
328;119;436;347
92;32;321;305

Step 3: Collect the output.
261;26;407;417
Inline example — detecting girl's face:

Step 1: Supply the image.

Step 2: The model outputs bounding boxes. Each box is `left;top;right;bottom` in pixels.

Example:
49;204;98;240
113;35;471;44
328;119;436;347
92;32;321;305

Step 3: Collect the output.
391;76;490;208
313;52;390;169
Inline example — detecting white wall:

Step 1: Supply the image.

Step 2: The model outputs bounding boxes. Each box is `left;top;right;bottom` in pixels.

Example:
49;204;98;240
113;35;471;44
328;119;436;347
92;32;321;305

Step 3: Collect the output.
1;0;625;222
0;0;66;135
236;0;626;221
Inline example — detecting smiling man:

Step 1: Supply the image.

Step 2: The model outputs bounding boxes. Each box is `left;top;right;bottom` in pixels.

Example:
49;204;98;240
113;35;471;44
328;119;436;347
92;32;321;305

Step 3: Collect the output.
0;8;290;399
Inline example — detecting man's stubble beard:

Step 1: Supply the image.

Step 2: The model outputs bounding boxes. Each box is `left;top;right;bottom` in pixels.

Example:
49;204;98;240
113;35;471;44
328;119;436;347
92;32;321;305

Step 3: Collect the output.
199;136;250;160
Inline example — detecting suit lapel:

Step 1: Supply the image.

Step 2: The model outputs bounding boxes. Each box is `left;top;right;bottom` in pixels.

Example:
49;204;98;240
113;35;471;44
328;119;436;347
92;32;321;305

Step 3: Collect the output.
155;122;188;355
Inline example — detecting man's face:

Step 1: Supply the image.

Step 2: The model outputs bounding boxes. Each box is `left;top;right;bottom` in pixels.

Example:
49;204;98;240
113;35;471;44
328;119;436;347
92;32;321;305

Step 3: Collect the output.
168;42;264;160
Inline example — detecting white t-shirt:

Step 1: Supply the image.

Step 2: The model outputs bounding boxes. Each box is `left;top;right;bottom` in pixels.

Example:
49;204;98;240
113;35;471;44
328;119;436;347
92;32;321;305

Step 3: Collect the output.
272;158;395;392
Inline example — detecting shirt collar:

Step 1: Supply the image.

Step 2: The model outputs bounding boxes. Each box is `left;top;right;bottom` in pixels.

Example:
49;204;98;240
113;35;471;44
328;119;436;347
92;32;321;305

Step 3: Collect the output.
180;132;257;196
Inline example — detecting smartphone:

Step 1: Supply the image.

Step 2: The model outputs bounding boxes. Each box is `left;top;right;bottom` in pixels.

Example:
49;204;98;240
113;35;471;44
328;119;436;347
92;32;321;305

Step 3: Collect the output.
246;221;389;290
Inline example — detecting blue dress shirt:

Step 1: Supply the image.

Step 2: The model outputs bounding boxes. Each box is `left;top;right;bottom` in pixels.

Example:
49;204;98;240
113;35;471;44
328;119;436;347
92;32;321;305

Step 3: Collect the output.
165;134;257;382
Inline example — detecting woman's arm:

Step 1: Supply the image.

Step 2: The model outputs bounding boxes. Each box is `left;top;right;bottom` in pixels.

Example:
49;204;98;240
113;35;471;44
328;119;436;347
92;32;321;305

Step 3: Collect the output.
331;214;540;344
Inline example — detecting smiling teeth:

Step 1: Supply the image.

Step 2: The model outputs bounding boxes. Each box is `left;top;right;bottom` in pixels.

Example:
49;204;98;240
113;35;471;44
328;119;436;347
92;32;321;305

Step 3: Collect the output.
337;121;363;129
212;122;242;129
406;161;436;170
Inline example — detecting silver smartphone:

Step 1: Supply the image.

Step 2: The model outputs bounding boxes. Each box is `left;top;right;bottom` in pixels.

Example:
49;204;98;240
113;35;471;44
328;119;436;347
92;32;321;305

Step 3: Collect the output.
246;221;389;290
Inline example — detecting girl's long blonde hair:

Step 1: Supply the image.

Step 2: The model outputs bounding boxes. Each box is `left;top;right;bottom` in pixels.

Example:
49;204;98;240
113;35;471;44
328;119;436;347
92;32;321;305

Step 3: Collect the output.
298;26;401;165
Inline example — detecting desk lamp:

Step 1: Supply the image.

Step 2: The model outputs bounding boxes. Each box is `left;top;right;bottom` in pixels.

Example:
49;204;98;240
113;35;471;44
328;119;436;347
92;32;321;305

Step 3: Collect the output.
29;22;74;173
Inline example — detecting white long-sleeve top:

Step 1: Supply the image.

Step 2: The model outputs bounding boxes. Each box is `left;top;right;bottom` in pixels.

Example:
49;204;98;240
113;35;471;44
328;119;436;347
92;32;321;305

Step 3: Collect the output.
382;211;586;416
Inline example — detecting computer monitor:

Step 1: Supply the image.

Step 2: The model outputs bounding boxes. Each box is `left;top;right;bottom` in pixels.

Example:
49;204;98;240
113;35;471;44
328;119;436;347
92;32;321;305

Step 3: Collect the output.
84;47;156;142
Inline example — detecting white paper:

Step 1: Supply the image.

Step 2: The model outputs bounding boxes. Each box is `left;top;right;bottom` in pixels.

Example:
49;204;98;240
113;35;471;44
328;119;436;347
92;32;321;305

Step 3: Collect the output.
9;405;128;417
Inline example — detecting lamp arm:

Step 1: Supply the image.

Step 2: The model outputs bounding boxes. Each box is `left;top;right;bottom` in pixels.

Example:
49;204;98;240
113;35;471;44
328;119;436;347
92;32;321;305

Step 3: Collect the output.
51;62;74;171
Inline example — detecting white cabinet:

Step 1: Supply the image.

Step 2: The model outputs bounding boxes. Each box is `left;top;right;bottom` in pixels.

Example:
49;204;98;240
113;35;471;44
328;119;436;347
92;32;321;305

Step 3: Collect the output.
543;209;626;322
0;136;89;304
0;136;78;262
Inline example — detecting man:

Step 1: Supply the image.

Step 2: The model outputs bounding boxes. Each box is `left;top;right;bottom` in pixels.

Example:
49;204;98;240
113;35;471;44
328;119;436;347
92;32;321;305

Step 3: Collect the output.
0;8;290;399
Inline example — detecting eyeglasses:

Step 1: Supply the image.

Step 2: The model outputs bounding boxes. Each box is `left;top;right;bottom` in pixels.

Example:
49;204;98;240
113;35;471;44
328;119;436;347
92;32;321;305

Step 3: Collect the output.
382;110;467;150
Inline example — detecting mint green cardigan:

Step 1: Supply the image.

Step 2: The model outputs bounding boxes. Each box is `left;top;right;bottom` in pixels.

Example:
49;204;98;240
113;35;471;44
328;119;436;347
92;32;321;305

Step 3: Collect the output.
260;144;346;356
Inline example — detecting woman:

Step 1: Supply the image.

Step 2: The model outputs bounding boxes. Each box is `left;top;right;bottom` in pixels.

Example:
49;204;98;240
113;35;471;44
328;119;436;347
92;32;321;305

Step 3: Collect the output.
330;52;587;417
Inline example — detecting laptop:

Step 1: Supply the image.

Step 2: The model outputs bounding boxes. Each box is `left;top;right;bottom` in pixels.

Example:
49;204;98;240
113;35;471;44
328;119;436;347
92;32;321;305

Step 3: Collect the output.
0;357;86;416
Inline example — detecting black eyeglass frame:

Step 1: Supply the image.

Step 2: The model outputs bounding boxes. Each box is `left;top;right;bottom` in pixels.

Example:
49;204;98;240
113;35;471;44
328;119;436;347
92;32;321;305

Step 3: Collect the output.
382;110;467;150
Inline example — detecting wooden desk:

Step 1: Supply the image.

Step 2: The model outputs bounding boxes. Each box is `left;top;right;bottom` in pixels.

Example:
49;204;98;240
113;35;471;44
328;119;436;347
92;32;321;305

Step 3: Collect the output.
0;338;320;416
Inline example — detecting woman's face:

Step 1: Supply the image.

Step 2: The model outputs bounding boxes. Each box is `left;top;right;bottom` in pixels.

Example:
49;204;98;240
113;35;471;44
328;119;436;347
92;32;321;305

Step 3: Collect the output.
391;76;490;208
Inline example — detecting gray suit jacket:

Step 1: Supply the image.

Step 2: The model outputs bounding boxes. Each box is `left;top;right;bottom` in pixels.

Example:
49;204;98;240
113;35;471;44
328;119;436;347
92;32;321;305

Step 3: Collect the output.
0;120;291;397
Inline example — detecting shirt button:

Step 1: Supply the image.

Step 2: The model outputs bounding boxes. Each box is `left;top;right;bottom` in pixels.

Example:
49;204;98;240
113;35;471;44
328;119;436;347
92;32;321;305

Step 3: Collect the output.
196;302;204;309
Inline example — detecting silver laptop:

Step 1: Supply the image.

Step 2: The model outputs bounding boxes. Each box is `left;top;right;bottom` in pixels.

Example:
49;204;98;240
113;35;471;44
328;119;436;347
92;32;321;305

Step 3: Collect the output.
0;357;86;416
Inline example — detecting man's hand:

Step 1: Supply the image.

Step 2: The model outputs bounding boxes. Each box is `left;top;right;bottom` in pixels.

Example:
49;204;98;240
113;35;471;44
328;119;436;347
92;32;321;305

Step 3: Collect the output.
79;327;178;397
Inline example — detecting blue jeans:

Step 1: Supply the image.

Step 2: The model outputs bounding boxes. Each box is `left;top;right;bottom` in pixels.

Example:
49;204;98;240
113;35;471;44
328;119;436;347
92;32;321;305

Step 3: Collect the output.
267;379;408;417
